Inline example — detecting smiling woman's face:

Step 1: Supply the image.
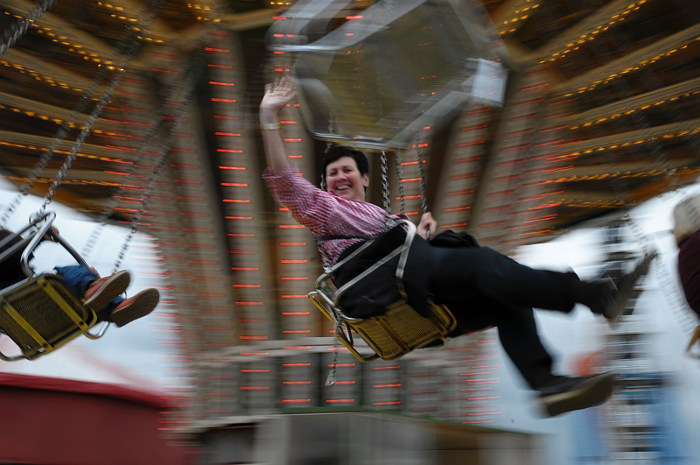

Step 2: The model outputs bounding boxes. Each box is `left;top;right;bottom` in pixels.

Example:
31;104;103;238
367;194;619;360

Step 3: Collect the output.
325;156;369;202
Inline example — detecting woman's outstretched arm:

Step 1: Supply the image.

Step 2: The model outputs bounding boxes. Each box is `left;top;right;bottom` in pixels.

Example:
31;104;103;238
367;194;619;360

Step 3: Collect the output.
259;77;297;174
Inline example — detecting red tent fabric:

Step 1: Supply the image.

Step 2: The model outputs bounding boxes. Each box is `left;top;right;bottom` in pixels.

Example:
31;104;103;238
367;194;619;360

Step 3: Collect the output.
0;373;196;465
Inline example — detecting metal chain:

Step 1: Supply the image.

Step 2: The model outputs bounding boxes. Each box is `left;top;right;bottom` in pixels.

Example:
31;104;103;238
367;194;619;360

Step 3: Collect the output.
413;141;429;215
1;68;122;226
0;0;170;226
109;51;206;273
380;150;392;225
321;115;335;191
393;151;406;215
0;0;56;58
80;99;174;260
314;105;337;267
38;73;126;214
623;214;654;260
82;49;206;259
325;323;343;386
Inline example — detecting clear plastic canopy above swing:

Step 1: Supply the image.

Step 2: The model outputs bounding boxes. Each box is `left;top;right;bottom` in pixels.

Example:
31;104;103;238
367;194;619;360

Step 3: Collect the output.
270;0;509;150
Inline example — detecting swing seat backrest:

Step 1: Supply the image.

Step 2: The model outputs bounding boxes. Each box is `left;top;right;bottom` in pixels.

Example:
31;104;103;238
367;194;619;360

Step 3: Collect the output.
0;274;98;361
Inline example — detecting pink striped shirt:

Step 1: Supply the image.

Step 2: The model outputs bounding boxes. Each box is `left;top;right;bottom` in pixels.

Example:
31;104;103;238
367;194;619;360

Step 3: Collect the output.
263;164;387;265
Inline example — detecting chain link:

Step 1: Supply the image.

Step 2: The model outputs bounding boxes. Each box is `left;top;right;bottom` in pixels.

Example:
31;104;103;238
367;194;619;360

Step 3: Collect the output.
0;0;56;59
381;150;392;223
394;151;406;215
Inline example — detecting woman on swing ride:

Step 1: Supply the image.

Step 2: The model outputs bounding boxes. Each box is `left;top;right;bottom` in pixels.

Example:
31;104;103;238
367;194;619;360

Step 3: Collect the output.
0;226;160;328
260;77;654;417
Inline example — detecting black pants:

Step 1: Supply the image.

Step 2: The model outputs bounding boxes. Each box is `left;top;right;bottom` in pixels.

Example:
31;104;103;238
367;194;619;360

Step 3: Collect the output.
429;246;578;390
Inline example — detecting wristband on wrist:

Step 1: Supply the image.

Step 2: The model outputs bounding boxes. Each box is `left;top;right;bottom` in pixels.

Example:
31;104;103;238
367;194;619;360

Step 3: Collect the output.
260;122;282;131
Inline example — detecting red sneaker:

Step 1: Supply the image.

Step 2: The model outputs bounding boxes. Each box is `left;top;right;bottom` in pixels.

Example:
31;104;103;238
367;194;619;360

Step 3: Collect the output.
84;270;131;311
109;288;160;327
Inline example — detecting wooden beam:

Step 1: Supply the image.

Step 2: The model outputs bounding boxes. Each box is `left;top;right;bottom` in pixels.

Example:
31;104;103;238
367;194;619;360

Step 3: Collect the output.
0;129;141;161
549;23;700;95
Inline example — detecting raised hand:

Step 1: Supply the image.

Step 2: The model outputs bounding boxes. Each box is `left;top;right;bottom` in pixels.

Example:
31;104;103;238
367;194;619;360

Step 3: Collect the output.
260;77;297;118
259;76;298;173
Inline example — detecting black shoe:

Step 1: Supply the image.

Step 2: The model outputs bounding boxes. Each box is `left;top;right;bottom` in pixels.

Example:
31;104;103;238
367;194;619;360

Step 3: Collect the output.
537;372;615;417
580;251;657;324
605;251;657;323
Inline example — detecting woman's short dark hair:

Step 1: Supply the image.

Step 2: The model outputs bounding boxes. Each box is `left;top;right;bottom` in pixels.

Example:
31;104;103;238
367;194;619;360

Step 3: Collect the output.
320;146;369;178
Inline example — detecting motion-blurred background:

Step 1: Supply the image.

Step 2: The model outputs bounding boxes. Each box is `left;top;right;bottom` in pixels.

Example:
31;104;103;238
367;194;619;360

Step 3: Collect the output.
0;0;699;463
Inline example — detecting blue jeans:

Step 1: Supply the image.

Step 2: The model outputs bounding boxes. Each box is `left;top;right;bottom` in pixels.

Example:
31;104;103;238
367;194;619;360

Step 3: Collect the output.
54;265;123;320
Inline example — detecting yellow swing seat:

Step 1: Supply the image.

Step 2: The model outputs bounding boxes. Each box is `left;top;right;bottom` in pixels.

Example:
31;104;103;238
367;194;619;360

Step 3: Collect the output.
308;220;457;362
310;290;456;362
0;274;98;361
0;211;106;361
